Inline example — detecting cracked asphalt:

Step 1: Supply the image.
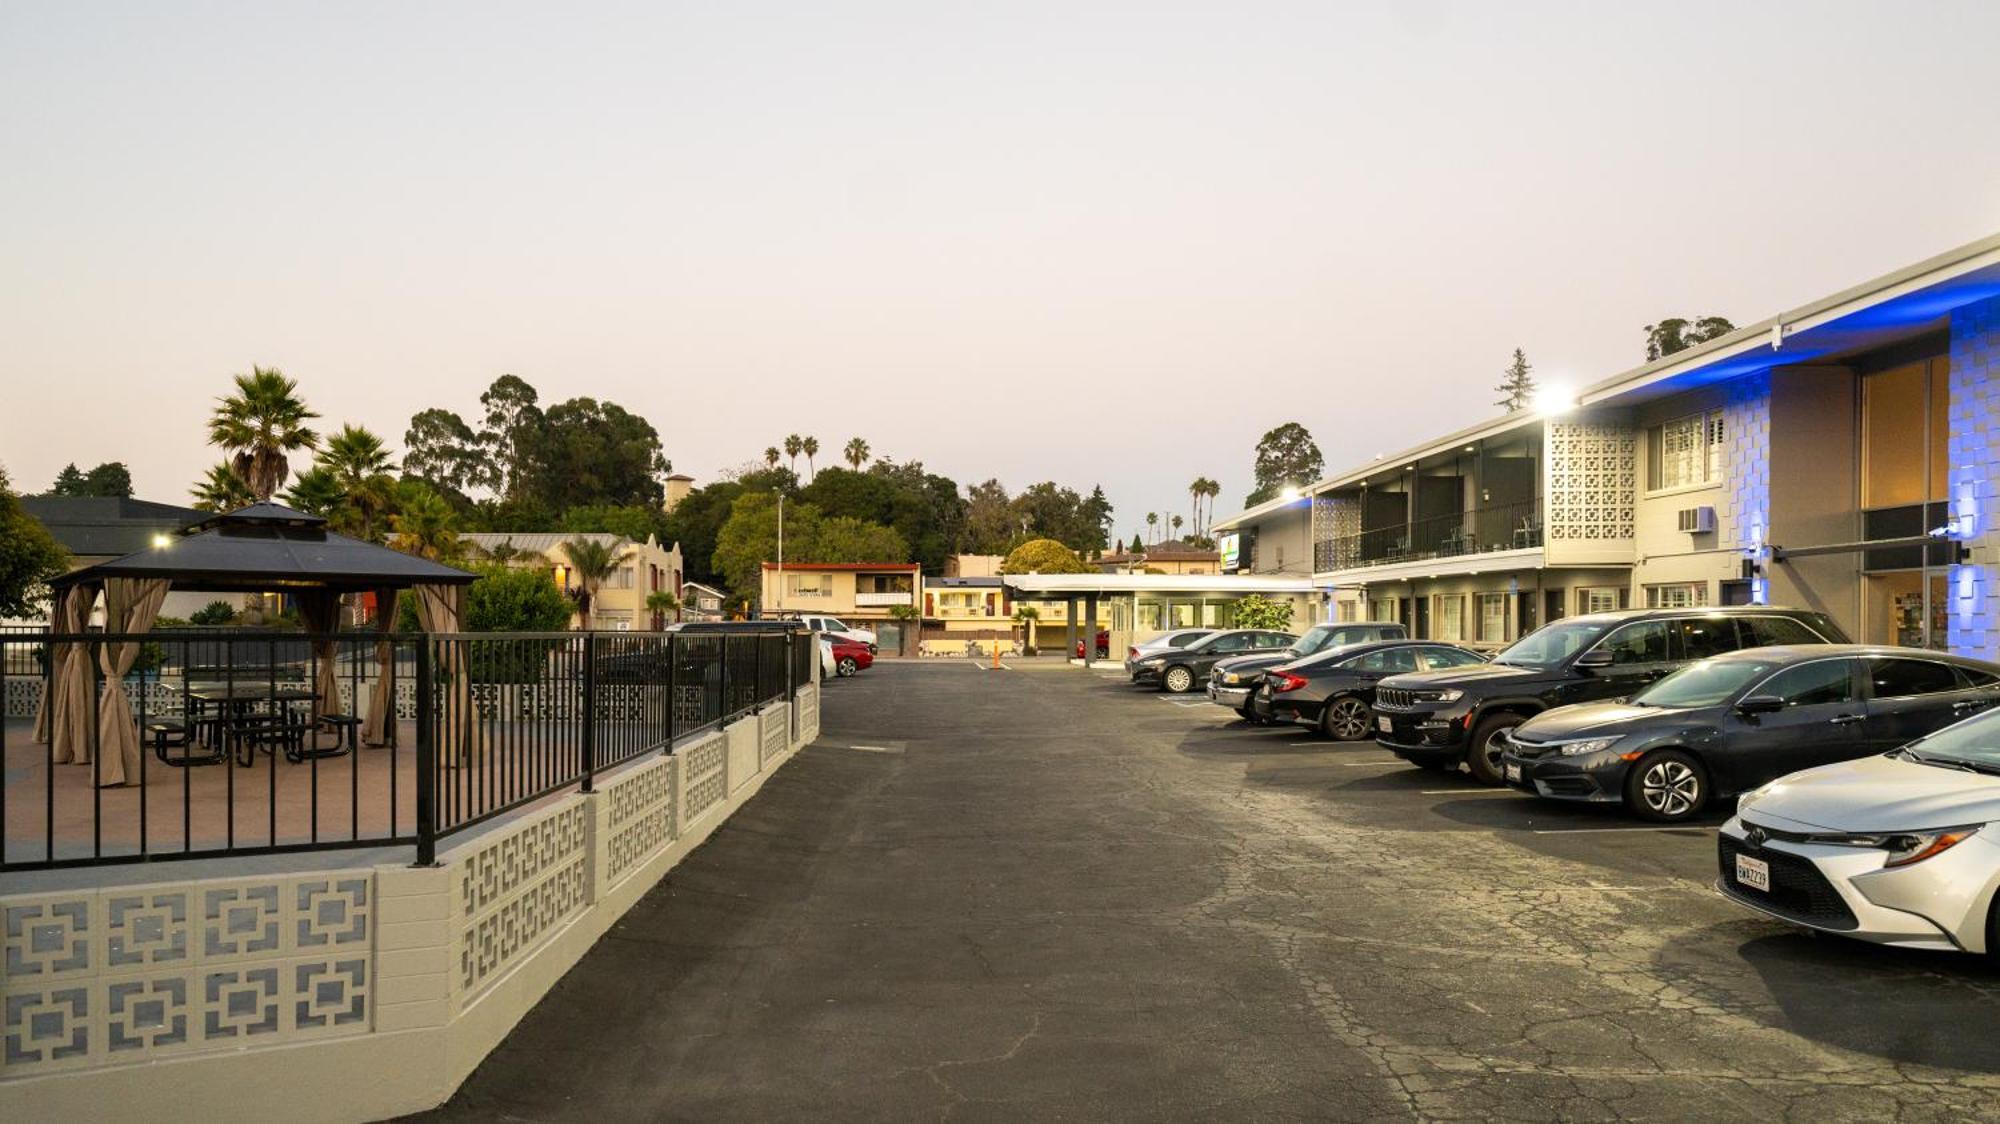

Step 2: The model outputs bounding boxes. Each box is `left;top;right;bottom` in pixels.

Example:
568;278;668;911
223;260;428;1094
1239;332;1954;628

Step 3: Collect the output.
415;661;2000;1122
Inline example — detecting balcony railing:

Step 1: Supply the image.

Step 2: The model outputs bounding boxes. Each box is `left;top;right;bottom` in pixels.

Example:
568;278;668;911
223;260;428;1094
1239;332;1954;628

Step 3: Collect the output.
1313;499;1543;572
855;591;914;607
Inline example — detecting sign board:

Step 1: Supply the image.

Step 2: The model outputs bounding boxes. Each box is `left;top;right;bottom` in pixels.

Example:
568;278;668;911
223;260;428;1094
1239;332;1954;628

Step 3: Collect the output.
1218;532;1241;571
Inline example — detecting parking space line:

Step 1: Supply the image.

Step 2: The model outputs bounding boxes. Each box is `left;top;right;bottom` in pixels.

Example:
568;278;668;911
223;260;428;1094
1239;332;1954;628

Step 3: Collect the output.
1341;760;1403;767
1530;826;1709;835
1419;788;1514;795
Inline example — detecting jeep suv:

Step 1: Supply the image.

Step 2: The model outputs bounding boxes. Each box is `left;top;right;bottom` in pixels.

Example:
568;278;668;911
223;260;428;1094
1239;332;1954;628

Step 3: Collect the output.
1371;606;1847;784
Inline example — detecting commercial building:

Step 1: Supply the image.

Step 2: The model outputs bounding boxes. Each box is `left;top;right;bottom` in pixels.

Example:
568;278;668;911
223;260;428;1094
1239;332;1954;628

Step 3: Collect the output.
1096;539;1223;575
1212;231;2000;656
460;532;685;630
760;561;923;653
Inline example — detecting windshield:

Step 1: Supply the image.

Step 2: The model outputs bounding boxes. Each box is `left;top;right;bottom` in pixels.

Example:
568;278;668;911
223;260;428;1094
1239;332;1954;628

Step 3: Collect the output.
1494;619;1613;668
1898;709;2000;768
1631;659;1775;708
1289;626;1340;657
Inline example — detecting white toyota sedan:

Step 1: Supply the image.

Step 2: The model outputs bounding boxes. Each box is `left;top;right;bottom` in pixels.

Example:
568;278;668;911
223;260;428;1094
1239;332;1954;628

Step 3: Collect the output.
1718;710;2000;955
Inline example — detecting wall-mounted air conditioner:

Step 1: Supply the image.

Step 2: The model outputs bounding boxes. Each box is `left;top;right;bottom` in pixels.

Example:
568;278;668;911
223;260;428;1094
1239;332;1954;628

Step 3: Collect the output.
1677;506;1716;534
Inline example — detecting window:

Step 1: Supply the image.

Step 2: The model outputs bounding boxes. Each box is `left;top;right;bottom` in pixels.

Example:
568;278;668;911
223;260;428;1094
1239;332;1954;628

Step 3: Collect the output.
1207;632;1253;652
1336;601;1358;623
1743;616;1823;647
1649;409;1724;490
1258;632;1293;648
1646;582;1708;609
1421;646;1486;670
1757;660;1857;707
787;574;833;598
1371;599;1399;623
1477;593;1507;643
1599;621;1669;665
1438;595;1465;641
604;566;635;590
1869;658;1961;698
1674;617;1739;661
1349;647;1420;674
1578;587;1622;615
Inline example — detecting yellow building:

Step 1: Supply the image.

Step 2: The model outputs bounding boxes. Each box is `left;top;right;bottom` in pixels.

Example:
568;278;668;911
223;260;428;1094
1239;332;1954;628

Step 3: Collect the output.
461;532;686;630
761;562;922;653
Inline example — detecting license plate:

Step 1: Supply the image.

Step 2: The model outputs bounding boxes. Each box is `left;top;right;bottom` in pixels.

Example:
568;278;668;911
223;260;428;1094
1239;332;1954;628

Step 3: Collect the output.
1377;716;1392;733
1735;854;1771;893
1504;762;1522;783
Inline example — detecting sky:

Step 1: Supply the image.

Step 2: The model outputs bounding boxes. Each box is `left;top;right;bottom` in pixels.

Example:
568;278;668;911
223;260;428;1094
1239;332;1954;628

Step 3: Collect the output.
4;1;2000;546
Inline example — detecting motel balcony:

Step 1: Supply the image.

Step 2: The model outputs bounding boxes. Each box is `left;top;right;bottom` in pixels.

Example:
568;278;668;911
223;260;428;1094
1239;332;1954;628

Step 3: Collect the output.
854;590;915;607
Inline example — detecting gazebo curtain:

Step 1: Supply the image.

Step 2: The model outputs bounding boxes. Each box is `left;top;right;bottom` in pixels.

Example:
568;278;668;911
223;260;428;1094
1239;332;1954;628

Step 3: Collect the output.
95;577;171;787
364;588;399;746
414;582;482;760
297;590;343;722
38;585;94;765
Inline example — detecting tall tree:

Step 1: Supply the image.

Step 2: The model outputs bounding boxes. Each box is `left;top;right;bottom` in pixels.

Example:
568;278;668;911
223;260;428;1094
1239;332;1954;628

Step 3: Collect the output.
1245;422;1324;506
1081;485;1113;552
404;408;493;495
1171;514;1184;538
48;462;134;498
711;492;907;599
662;479;748;588
479;375;542;502
207;366;319;501
281;466;345;517
783;434;803;475
190;462;256;512
0;467;69;619
764;446;781;470
519;397;668;511
962;479;1015;554
317;424;399;541
388;482;463;562
844;437;870;470
1645;316;1737;361
1494;348;1537;413
801;436;819;480
1146;512;1159;542
1011;482;1103;552
557;536;626;627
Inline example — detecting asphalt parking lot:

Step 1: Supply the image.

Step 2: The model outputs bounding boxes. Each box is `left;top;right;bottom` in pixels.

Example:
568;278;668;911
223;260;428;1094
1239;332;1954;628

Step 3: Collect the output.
422;660;2000;1122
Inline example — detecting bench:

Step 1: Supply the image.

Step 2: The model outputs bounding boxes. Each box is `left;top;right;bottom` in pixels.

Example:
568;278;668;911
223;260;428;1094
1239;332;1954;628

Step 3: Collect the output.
148;718;228;767
312;712;363;755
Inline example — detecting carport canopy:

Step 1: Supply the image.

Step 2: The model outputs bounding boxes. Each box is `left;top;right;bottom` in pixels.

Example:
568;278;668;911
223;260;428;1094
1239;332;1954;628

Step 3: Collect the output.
1000;573;1317;667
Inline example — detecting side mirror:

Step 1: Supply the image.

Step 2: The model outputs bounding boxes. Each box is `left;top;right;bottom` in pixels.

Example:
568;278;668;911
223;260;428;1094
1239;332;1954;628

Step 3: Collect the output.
1573;649;1613;669
1736;695;1784;715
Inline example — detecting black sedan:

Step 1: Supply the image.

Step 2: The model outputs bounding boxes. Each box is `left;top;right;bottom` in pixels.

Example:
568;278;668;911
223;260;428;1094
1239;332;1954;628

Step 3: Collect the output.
1500;645;2000;822
1250;641;1488;739
1133;628;1297;693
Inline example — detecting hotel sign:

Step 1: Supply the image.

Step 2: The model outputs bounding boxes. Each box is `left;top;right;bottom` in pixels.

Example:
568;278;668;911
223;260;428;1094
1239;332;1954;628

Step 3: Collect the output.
1218;532;1241;571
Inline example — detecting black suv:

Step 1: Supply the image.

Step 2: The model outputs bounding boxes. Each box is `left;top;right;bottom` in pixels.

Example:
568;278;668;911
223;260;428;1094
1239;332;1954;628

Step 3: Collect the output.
1372;607;1848;784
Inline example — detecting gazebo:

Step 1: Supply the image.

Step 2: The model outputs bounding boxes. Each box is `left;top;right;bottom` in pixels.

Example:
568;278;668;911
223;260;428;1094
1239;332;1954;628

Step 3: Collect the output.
36;502;476;786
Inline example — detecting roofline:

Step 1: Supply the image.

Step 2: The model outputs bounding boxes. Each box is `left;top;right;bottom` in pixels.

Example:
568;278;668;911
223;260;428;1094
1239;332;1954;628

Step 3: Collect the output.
759;561;921;571
1578;229;2000;407
1001;573;1316;594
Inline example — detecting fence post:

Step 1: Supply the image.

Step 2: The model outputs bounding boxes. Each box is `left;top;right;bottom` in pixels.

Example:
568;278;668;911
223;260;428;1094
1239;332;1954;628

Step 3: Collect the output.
718;635;730;723
414;636;436;866
753;631;765;710
580;632;597;793
665;631;677;754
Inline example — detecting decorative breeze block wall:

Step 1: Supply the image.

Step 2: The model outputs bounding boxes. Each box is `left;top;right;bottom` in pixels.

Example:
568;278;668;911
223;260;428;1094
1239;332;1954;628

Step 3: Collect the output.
601;754;678;888
1311;493;1361;572
760;703;790;767
1717;371;1773;554
1546;420;1637;541
452;802;590;1008
1949;295;2000;659
682;733;729;822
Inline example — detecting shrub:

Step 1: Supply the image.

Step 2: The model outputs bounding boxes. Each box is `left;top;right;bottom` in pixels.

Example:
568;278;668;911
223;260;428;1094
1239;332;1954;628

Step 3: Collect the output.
1000;538;1090;575
189;601;236;626
1232;593;1294;631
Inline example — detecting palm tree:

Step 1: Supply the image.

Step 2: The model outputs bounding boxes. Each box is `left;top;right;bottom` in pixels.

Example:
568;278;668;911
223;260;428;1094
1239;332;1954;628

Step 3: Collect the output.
318;423;398;541
764;446;781;470
1145;512;1159;543
1012;605;1041;655
191;461;255;511
783;434;803;474
281;466;344;516
644;589;681;630
558;536;626;628
801;436;819;480
1188;479;1203;538
479;538;524;564
207;366;319;501
388;485;462;562
1171;514;1184;540
844;437;870;470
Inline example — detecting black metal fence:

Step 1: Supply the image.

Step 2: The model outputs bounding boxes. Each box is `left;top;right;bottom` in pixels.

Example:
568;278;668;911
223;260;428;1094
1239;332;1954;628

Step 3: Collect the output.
0;626;812;871
1313;498;1544;571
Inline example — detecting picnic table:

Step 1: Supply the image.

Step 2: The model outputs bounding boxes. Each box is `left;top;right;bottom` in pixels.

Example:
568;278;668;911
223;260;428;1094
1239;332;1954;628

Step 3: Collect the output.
151;684;347;767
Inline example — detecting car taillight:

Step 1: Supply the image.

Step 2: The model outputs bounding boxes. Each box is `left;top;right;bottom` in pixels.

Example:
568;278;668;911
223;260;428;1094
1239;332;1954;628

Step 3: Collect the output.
1270;672;1307;693
1128;647;1138;659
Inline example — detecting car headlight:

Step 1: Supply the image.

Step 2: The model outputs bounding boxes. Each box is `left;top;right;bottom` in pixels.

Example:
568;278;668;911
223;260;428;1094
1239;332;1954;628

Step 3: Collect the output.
1220;672;1241;684
1412;688;1463;703
1555;737;1621;757
1800;826;1981;868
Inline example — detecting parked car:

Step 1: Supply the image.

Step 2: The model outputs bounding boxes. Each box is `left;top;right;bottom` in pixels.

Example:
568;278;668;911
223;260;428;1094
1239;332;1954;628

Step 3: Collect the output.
1717;706;2000;955
1075;629;1111;659
1207;621;1412;719
1124;629;1215;677
1372;607;1848;784
1252;640;1486;738
1132;628;1298;694
830;637;874;677
1502;646;2000;822
818;635;837;680
798;614;878;653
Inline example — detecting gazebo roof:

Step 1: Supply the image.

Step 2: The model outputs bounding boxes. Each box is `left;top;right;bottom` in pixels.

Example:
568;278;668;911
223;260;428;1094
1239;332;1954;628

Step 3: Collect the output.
50;502;477;594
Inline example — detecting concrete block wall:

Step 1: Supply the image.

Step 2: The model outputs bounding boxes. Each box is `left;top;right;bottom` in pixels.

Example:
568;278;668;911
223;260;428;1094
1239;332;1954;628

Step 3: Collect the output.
1718;370;1773;561
0;695;822;1123
1949;294;2000;659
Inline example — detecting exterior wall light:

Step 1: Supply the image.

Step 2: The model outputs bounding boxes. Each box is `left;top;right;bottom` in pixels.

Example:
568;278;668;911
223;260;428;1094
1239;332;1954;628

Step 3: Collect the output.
1534;385;1577;415
150;534;173;550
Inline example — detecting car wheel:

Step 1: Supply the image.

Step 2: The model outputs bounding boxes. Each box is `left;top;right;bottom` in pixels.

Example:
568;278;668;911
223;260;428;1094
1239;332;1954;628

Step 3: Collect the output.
1162;665;1195;694
1464;714;1524;786
1320;696;1371;741
837;657;858;677
1625;749;1707;823
1236;706;1264;725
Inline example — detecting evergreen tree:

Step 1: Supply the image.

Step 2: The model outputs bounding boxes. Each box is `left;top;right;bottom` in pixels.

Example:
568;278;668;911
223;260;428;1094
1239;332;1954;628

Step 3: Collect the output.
1495;348;1537;413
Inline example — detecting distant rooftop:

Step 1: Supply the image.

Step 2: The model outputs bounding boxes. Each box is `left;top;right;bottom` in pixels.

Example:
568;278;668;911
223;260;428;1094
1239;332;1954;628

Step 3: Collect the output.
22;495;206;559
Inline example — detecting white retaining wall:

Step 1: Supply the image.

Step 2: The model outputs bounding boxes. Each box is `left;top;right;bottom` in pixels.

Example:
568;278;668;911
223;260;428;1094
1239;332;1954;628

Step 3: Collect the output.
0;682;821;1122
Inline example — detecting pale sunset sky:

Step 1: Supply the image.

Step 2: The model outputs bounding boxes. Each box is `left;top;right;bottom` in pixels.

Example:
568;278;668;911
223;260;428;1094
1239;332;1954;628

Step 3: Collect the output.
4;1;1998;538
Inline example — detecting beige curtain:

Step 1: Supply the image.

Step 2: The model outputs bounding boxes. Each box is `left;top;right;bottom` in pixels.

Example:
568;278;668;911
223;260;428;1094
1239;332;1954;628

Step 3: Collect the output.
46;585;96;764
33;585;88;744
298;590;343;721
95;577;171;787
414;583;481;761
364;588;399;746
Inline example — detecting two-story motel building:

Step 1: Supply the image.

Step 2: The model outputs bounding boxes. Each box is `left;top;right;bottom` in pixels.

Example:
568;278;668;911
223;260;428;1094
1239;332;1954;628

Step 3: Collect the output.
1213;232;2000;657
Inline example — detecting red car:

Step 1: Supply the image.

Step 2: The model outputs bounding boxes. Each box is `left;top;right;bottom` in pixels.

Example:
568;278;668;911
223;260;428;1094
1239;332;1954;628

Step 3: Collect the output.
1074;629;1111;659
831;638;874;677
